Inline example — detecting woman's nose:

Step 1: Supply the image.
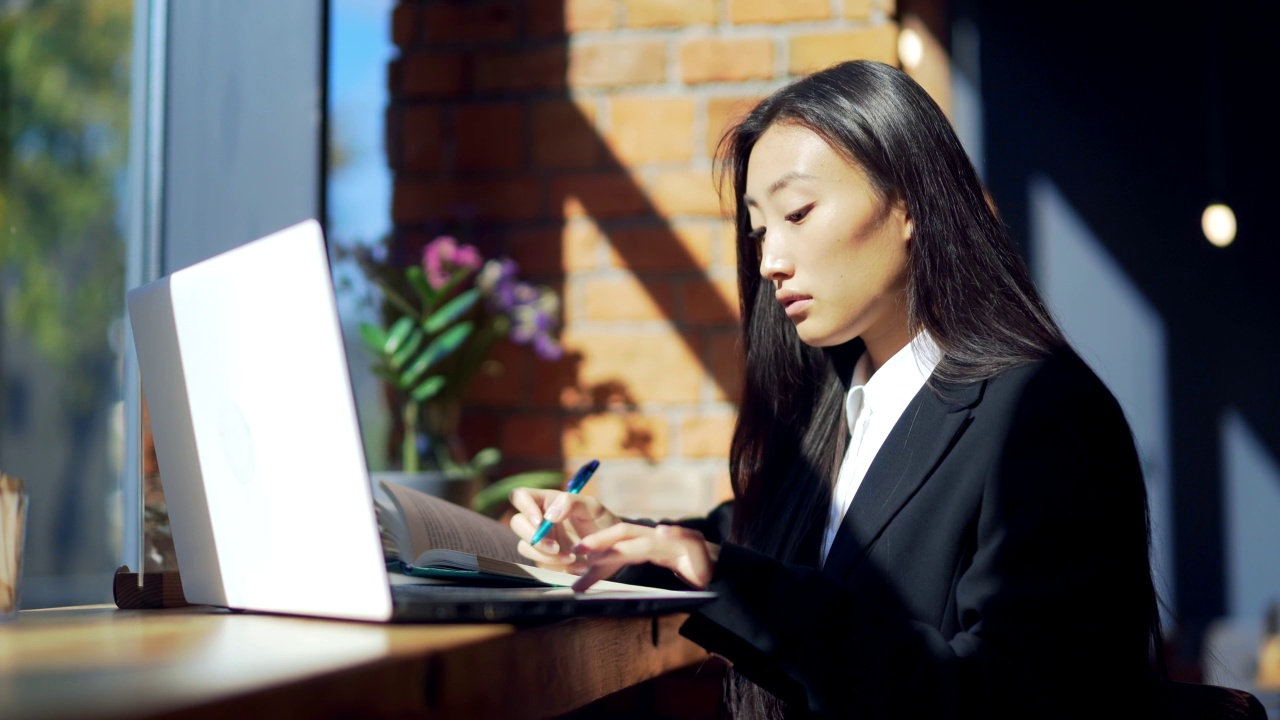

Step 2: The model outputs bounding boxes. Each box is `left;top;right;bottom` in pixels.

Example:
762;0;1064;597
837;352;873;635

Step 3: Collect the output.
759;242;793;282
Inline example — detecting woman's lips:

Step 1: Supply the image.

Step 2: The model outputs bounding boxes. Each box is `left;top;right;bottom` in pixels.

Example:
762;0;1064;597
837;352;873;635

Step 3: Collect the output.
777;294;812;319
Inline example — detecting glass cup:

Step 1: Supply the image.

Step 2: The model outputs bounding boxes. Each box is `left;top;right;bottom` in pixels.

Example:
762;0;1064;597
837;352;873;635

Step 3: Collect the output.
1;472;28;620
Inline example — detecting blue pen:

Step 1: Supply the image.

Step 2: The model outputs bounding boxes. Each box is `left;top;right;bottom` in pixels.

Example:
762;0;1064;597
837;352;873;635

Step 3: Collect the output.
530;459;600;547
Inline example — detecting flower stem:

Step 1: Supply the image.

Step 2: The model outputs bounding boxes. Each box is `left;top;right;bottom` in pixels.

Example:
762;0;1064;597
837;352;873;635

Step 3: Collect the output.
402;401;418;473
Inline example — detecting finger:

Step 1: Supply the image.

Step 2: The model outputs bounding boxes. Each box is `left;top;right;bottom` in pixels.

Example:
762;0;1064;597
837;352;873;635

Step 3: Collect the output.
574;521;648;554
571;558;626;593
508;487;557;525
564;499;618;540
509;513;563;554
543;492;593;524
576;524;714;589
515;537;574;569
656;525;715;589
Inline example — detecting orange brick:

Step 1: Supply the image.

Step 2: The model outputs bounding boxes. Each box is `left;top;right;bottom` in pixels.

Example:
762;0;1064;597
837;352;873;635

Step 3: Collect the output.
719;221;739;269
902;16;952;118
457;409;501;464
680;38;774;84
528;347;588;409
464;338;531;405
507;222;601;275
422;1;519;44
387;105;443;173
475;47;567;93
706;330;743;403
624;0;715;27
605;96;694;164
502;413;564;461
551;172;652;219
578;276;676;323
469;177;546;221
391;2;420;48
394;177;544;224
705;95;763;157
605;222;713;271
712;468;734;503
561;328;705;403
392;53;466;99
648;170;726;218
454;102;525;172
564;221;605;271
729;0;829;24
789;25;899;75
393;180;449;224
679;414;736;458
569;41;666;88
564;412;669;460
682;276;739;325
532;98;602;169
843;0;875;19
530;0;617;35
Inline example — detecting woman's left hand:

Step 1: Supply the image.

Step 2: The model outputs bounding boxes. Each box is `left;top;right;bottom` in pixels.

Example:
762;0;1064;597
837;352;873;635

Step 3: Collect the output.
571;523;720;593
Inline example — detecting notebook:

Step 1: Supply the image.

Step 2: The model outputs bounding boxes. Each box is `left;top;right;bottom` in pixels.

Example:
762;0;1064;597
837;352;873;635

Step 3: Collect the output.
126;218;716;623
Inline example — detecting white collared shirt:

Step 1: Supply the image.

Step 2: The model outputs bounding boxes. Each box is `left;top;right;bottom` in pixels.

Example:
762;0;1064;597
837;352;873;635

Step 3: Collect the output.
820;332;943;566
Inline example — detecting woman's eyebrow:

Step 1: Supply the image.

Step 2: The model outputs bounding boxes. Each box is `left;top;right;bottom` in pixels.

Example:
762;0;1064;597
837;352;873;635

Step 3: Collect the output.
743;171;817;206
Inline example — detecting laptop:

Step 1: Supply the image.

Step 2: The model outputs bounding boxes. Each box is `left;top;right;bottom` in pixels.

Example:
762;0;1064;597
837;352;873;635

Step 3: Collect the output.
126;218;716;623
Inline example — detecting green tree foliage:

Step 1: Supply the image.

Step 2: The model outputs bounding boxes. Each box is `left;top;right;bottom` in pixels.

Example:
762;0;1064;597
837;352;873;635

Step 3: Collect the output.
0;0;132;412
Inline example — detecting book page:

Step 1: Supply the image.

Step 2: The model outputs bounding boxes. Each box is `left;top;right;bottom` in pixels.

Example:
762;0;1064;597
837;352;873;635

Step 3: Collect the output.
473;557;693;593
380;480;529;565
373;494;409;560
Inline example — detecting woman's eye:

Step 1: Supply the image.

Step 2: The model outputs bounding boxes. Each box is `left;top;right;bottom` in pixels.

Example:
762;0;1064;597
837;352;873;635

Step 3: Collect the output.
747;227;766;242
785;205;813;223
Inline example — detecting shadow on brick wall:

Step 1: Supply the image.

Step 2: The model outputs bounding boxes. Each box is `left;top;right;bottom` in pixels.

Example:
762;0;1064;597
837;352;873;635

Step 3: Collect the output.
386;0;743;478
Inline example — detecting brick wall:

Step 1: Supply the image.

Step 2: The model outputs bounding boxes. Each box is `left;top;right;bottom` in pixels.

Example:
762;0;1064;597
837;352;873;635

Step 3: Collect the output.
387;0;903;520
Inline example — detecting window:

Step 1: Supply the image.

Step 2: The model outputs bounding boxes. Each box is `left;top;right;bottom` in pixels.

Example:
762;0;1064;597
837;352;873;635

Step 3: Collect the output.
0;0;136;607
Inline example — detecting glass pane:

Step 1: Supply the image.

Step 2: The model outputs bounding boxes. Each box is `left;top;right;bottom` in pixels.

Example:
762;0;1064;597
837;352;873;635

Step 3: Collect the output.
327;0;396;470
0;0;134;607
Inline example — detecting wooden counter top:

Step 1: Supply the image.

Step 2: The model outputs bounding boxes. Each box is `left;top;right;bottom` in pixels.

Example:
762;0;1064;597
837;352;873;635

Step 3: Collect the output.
0;604;710;720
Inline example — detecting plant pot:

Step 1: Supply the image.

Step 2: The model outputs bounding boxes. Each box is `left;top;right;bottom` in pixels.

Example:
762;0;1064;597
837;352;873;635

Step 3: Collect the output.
370;470;479;509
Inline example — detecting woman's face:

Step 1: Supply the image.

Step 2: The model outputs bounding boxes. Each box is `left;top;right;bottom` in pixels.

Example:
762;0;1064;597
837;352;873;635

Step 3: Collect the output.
745;123;912;365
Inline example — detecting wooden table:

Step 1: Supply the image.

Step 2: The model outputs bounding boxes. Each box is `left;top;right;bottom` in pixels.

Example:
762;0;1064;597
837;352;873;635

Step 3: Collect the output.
0;604;712;720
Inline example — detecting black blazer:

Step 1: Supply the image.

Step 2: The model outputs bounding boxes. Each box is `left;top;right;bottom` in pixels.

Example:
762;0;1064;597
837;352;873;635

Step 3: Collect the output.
625;348;1157;718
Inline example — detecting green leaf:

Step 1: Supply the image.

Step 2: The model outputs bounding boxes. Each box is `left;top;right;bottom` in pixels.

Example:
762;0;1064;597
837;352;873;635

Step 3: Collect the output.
383;316;415;355
358;322;386;352
371;365;400;384
470;470;566;517
469;446;502;470
389;326;425;369
424;287;480;334
406;266;437;307
409;375;446;402
400;321;473;386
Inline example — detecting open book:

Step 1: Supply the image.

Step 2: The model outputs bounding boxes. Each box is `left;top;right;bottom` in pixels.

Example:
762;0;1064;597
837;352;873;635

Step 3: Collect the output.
375;478;645;591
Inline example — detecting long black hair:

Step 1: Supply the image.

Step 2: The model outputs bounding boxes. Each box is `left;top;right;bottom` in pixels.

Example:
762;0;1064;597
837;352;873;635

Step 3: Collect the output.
720;59;1065;560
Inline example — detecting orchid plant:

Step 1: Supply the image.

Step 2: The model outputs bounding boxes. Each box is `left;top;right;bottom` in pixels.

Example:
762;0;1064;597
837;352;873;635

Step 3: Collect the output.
354;234;565;513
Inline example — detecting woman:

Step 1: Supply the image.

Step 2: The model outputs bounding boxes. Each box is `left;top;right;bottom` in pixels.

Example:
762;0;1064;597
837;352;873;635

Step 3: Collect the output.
510;60;1162;718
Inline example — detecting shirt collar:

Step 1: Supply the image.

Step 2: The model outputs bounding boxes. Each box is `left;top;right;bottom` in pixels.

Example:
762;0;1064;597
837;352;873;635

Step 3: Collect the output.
845;331;943;436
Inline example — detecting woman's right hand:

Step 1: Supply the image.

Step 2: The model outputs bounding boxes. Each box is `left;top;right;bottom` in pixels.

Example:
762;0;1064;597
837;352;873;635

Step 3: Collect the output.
508;487;620;574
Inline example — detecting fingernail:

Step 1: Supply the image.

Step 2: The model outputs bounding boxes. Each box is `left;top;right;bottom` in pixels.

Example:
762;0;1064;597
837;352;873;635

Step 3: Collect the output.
545;502;565;523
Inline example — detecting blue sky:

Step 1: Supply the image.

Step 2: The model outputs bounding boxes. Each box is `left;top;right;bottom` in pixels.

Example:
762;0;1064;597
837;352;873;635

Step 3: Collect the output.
327;0;395;249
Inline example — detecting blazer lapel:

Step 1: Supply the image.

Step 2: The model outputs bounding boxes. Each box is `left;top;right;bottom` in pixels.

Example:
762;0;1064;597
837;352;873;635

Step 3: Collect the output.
822;376;986;575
